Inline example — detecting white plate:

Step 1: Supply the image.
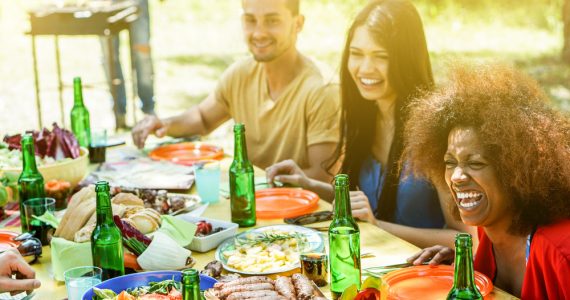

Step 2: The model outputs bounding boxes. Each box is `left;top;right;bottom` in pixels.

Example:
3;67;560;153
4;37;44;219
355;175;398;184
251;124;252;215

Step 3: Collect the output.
167;193;201;216
215;224;324;275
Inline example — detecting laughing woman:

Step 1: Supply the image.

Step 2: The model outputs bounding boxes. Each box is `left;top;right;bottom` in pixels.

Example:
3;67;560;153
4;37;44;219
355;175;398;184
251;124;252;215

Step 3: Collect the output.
404;64;570;299
266;0;471;248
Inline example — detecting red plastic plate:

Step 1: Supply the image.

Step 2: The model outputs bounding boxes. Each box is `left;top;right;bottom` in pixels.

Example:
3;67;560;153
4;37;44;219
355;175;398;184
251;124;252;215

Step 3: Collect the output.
255;188;319;219
382;265;493;300
149;142;223;166
0;230;20;252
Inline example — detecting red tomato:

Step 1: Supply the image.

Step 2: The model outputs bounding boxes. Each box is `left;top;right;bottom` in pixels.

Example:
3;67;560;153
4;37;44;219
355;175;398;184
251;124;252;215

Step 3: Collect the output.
168;287;182;300
354;288;381;300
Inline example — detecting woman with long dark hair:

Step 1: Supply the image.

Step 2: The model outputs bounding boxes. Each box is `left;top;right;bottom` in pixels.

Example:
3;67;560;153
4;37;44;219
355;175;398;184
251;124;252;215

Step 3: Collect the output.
267;0;468;247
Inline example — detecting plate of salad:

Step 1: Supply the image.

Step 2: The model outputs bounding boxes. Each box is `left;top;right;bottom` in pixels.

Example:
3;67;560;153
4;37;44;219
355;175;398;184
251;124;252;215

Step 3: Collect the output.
82;271;217;300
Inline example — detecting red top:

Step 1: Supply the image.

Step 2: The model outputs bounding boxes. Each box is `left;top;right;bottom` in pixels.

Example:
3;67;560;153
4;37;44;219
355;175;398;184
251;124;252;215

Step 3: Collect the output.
473;219;570;300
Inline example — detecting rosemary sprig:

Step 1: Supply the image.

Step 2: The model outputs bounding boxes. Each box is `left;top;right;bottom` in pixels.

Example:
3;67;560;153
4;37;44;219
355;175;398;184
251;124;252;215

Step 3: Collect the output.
235;232;304;247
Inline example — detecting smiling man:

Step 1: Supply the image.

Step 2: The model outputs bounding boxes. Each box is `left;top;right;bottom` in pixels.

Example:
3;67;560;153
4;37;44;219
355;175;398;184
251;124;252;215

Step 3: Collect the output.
132;0;339;181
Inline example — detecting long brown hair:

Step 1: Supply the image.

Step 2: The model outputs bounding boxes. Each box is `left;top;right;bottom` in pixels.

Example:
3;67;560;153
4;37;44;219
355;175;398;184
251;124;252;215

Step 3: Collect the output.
328;0;434;221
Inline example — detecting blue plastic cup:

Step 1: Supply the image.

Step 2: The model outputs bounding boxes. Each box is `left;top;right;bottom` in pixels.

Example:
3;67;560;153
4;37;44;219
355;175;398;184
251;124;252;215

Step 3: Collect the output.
195;161;221;203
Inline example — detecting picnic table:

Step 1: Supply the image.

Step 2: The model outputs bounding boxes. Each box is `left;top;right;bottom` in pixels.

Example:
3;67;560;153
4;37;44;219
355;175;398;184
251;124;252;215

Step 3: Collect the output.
4;143;517;300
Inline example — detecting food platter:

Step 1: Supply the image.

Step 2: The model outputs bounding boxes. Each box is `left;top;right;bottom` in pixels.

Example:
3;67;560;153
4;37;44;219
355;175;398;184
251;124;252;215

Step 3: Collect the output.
149;142;224;166
255;188;320;219
382;265;493;299
215;225;324;275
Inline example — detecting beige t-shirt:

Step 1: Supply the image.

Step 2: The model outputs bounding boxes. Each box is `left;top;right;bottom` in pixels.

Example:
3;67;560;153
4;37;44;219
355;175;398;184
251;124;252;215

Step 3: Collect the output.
215;57;340;169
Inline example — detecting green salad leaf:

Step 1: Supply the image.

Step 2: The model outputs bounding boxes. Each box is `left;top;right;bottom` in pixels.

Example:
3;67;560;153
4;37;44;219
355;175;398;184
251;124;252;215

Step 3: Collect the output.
92;287;117;300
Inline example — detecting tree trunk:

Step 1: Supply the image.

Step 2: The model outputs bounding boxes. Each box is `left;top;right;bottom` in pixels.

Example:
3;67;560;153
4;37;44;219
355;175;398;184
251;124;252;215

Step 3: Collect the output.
563;0;570;63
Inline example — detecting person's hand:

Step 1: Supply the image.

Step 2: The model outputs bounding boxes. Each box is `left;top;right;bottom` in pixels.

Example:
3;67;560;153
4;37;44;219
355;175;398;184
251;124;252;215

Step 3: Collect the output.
348;191;377;224
0;249;41;295
265;160;310;189
131;115;168;149
406;245;455;266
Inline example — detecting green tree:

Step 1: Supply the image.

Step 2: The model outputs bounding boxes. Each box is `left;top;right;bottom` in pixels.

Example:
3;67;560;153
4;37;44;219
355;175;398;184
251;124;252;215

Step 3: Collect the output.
562;0;570;64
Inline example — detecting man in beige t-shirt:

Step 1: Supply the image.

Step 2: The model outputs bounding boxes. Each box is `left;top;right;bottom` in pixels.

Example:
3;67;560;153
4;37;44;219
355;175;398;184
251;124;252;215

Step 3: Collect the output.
132;0;339;182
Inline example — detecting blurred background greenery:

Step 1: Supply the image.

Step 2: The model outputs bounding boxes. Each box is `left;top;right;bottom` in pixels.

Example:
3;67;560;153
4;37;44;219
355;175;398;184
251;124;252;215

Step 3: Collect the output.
0;0;568;134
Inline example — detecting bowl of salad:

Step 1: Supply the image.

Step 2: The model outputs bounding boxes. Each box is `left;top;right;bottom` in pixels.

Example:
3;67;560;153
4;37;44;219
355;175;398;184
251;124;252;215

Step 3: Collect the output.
83;271;217;300
1;124;89;193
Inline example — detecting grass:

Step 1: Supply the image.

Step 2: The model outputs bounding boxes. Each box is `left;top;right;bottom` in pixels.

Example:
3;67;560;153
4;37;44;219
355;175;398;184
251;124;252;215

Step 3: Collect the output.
0;0;568;135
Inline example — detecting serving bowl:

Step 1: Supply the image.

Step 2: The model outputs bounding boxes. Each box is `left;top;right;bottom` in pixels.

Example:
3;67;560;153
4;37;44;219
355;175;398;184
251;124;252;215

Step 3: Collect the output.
176;214;238;252
3;147;89;192
82;271;217;300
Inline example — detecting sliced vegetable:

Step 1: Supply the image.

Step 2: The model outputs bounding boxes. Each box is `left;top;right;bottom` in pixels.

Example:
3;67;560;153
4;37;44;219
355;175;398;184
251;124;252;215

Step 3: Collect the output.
92;287;117;300
137;232;192;271
114;215;152;244
3;123;80;159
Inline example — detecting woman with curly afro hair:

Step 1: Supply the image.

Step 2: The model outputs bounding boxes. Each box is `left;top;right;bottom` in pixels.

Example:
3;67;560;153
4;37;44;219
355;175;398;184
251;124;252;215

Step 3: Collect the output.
405;63;570;299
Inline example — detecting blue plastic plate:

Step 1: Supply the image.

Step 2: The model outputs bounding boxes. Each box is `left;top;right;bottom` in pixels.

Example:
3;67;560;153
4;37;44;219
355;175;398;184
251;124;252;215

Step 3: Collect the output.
82;271;217;299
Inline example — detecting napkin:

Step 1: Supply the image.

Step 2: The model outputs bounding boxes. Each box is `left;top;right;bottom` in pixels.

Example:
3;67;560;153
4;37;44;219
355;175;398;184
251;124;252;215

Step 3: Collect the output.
51;237;93;281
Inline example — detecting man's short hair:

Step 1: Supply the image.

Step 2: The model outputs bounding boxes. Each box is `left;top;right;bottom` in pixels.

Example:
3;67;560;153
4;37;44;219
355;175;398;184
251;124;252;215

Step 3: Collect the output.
286;0;300;16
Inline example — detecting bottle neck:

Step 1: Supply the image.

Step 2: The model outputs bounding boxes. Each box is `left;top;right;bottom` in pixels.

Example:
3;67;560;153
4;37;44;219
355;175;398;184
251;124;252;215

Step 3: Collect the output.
233;130;249;162
95;189;114;225
452;243;477;289
334;183;353;221
21;140;39;173
73;81;84;107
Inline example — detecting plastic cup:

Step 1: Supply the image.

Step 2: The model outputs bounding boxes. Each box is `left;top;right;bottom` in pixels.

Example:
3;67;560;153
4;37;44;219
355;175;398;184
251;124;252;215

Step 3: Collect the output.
194;161;221;203
89;128;107;163
64;266;102;300
23;197;56;245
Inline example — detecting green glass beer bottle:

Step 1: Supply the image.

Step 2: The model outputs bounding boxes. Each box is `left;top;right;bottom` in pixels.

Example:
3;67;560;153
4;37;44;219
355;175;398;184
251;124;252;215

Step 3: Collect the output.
447;233;483;300
18;134;45;232
91;181;124;280
70;77;91;148
329;174;361;300
229;123;256;227
181;268;200;300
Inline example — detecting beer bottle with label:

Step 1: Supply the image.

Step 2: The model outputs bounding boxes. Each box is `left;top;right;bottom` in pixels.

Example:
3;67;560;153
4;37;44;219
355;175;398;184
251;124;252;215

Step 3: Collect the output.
329;174;361;299
91;181;124;280
229;123;256;227
447;233;483;300
181;268;200;300
70;77;91;148
18;134;45;232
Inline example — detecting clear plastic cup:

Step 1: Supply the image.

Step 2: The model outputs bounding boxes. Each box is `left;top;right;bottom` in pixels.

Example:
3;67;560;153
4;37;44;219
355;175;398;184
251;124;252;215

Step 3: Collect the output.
64;266;102;300
194;160;221;203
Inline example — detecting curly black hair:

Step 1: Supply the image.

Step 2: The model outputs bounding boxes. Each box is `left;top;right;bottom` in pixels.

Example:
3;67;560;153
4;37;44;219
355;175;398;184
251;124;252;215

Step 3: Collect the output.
403;63;570;235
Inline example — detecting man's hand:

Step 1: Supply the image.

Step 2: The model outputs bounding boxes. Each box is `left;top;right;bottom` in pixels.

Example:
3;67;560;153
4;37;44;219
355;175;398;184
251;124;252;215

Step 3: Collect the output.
265;160;310;189
406;245;455;266
349;191;377;224
0;249;41;295
131;115;168;149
